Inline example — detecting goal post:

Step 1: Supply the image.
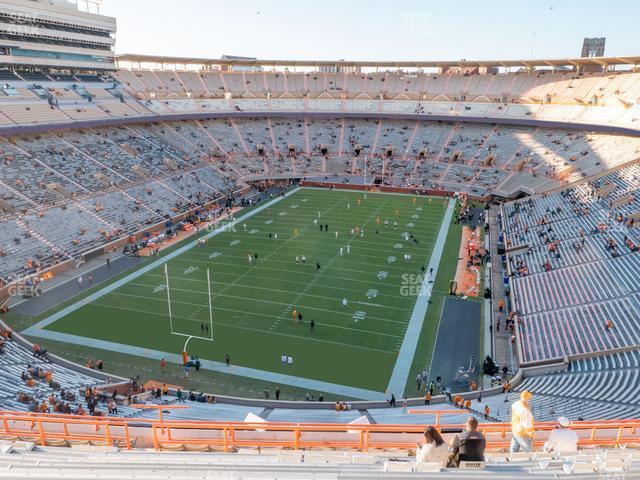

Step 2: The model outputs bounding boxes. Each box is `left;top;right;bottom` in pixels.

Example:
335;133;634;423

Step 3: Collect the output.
163;264;214;363
164;263;174;334
207;268;213;334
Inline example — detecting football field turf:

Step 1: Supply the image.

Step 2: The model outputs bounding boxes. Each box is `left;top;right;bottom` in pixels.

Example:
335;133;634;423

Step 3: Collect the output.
32;188;452;395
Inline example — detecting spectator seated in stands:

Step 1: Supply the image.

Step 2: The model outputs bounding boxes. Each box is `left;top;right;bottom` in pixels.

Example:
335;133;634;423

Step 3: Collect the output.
544;417;579;453
448;416;486;467
59;389;76;401
32;343;48;360
0;326;12;340
416;426;450;467
17;392;35;404
107;399;118;415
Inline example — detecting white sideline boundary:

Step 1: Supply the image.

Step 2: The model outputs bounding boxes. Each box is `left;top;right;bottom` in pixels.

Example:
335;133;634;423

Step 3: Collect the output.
385;198;456;398
24;328;386;400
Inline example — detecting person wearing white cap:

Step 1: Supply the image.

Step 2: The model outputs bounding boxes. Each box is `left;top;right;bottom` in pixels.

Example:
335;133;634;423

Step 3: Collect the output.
543;417;579;453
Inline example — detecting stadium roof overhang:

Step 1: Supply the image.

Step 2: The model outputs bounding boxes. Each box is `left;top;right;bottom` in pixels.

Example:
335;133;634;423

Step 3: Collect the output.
114;54;640;70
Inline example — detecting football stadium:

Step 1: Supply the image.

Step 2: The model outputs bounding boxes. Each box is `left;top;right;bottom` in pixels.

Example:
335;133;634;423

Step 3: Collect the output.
0;0;639;477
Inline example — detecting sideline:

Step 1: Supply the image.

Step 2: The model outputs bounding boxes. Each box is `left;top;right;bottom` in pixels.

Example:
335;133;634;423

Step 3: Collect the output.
22;329;386;400
385;198;456;398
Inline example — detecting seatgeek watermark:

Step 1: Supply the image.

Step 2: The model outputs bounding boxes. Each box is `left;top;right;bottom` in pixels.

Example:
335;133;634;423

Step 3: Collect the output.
6;283;34;297
400;273;429;297
399;12;432;36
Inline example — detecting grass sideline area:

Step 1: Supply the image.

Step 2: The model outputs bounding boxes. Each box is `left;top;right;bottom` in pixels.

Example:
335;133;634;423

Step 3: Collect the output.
20;188;462;398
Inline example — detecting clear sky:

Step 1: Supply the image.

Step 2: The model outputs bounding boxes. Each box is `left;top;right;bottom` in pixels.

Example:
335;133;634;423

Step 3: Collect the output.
101;0;638;60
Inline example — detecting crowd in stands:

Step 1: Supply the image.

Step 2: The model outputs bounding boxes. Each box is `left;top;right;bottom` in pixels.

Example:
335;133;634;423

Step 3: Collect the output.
113;68;640;108
501;163;640;364
2;115;639;285
0;323;148;418
0;66;639;287
490;162;640;421
415;390;583;468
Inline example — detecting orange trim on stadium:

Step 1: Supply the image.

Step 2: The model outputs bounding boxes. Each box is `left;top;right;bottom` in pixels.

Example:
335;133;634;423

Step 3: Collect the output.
0;410;638;452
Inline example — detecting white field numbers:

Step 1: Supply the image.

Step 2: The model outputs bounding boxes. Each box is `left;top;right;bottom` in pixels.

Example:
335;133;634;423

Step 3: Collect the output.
353;311;367;323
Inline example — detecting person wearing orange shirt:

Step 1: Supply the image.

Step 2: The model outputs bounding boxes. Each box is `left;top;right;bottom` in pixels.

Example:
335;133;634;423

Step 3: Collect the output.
498;299;506;312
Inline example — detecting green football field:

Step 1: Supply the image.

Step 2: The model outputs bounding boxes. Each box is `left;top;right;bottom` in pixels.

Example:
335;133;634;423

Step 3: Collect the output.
40;188;451;393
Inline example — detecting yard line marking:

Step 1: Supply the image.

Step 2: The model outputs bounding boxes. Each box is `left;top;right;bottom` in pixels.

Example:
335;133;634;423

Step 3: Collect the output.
182;242;438;262
128;281;412;312
135;275;412;305
208;194;347;328
171;253;435;276
271;198;391;331
108;288;409;326
164;240;437;274
141;272;411;302
85;302;399;354
385;197;456;398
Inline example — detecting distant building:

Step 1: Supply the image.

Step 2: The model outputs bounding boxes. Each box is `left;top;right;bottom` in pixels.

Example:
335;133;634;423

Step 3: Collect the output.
0;0;116;71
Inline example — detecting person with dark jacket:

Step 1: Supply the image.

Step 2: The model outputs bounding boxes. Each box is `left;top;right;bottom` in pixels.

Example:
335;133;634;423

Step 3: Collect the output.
448;416;486;467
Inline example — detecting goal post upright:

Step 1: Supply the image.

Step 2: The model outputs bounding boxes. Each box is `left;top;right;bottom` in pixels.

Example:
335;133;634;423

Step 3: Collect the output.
165;264;214;364
364;153;367;185
207;268;214;340
164;263;174;334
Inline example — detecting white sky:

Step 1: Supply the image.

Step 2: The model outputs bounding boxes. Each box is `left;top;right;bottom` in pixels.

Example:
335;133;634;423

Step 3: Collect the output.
101;0;638;61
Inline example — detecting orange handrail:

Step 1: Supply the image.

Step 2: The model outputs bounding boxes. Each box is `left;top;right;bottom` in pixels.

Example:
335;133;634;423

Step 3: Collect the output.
406;409;469;428
0;411;638;452
0;413;133;448
150;419;640;453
